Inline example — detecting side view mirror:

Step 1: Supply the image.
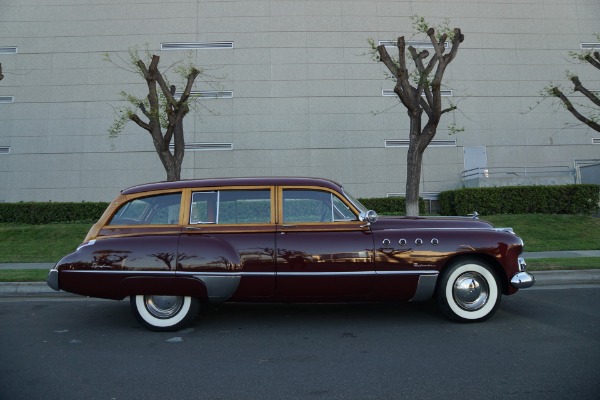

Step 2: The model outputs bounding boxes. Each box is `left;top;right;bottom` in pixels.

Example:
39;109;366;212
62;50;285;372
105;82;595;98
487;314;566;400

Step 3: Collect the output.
359;210;378;224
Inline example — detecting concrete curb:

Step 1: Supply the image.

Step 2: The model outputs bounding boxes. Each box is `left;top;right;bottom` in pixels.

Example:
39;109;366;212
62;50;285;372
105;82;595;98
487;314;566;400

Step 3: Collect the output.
2;270;600;297
0;282;77;297
531;270;600;286
0;263;54;270
522;250;600;259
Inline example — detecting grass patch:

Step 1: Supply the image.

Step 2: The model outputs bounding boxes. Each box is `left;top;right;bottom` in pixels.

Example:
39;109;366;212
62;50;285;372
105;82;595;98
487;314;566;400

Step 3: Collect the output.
0;214;598;262
526;258;600;271
482;214;600;252
0;223;92;263
0;269;49;282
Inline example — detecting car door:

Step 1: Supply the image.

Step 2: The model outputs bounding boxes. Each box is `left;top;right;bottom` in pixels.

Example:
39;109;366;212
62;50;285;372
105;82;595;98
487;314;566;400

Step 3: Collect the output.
275;187;375;300
176;187;277;301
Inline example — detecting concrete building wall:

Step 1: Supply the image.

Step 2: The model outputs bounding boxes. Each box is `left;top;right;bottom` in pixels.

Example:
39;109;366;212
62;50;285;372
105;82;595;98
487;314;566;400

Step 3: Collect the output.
1;0;599;202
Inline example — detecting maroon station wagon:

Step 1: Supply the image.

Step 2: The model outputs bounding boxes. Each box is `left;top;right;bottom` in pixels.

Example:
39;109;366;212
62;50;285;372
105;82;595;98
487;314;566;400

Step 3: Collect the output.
47;177;534;331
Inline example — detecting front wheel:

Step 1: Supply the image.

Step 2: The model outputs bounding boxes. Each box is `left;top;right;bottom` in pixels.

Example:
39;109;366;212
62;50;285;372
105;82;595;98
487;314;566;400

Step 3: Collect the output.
436;259;501;322
130;295;200;331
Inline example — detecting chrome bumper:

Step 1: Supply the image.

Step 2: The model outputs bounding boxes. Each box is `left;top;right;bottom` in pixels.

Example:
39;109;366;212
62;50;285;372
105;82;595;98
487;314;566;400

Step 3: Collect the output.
47;269;60;291
511;271;535;289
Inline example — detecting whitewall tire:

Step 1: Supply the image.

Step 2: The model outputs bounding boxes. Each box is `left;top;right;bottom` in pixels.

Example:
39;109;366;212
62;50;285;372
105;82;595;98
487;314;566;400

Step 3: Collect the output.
437;259;501;322
130;295;199;332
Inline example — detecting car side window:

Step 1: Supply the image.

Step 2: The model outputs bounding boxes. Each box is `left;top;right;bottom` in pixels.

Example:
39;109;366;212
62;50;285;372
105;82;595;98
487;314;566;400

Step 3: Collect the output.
282;189;358;223
108;193;181;225
332;195;358;221
190;190;271;224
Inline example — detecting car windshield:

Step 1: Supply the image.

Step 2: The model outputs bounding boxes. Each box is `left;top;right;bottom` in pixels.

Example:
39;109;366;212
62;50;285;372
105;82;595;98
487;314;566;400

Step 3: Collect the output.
342;189;368;214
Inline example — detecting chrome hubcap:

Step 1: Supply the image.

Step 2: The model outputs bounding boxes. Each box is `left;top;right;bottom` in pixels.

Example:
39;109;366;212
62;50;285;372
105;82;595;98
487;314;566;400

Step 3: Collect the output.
144;295;184;319
453;272;489;311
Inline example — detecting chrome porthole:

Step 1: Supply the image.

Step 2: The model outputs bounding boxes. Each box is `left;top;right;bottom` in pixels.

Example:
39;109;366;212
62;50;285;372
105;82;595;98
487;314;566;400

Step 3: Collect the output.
431;238;439;246
452;272;490;311
399;238;407;246
415;238;423;246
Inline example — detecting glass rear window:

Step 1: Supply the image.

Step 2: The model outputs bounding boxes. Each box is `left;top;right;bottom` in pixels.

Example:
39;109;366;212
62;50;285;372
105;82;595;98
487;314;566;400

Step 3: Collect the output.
108;193;181;225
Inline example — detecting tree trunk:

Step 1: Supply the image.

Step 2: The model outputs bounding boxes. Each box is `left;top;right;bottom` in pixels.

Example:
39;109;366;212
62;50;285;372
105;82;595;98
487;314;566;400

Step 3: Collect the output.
151;127;183;182
405;112;424;216
405;144;423;217
158;149;180;182
166;164;180;181
171;119;184;181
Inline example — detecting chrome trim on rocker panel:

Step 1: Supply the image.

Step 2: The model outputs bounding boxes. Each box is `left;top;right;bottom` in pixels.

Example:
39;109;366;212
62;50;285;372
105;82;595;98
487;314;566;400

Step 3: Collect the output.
409;274;438;302
193;275;241;302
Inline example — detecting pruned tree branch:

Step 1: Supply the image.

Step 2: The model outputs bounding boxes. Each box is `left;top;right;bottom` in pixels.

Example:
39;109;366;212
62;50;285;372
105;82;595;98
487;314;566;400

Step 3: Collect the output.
585;51;600;70
547;41;600;133
130;113;152;131
551;86;600;131
571;75;600;108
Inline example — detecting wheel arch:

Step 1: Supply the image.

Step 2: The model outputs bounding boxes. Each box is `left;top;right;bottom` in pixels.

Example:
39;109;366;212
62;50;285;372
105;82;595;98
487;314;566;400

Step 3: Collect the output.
437;253;510;295
119;276;209;302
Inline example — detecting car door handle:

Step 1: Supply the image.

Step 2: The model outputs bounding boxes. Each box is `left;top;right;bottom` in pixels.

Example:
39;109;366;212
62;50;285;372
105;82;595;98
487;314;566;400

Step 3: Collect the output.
185;226;203;231
280;225;297;234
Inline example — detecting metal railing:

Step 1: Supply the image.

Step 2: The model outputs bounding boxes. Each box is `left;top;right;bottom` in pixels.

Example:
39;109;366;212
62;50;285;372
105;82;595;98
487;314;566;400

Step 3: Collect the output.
574;159;600;185
462;166;574;181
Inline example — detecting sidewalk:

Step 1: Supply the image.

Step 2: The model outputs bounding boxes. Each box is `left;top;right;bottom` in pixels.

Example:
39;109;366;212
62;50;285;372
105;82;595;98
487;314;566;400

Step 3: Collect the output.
1;251;599;297
522;250;600;259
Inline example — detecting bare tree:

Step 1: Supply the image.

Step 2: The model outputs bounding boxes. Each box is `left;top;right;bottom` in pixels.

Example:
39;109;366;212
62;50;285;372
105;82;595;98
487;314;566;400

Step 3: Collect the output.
547;37;600;132
105;49;202;181
0;63;4;81
372;17;464;216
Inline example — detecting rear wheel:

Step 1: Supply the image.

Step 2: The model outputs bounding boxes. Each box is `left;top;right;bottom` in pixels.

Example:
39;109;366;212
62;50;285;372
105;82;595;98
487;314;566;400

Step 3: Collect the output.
436;258;501;322
130;295;199;331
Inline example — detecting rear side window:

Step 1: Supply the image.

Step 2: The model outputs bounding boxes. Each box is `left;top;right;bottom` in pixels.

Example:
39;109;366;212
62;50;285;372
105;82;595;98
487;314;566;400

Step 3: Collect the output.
108;193;182;225
190;190;271;224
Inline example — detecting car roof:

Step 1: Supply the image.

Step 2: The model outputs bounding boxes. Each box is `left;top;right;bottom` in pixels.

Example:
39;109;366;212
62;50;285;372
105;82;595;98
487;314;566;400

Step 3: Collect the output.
121;177;344;195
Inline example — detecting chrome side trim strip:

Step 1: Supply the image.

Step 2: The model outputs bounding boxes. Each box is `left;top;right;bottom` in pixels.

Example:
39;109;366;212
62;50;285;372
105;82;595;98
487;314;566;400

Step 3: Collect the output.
276;270;438;277
62;270;176;275
376;270;438;276
179;271;273;277
276;271;374;277
59;269;439;277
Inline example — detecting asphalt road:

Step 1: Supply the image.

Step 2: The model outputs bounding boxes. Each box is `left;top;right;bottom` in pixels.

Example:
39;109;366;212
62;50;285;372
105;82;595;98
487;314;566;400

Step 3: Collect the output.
1;287;599;400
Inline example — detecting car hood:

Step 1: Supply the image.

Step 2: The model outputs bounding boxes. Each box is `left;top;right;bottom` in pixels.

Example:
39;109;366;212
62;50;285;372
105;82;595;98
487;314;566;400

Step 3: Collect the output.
371;215;495;231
